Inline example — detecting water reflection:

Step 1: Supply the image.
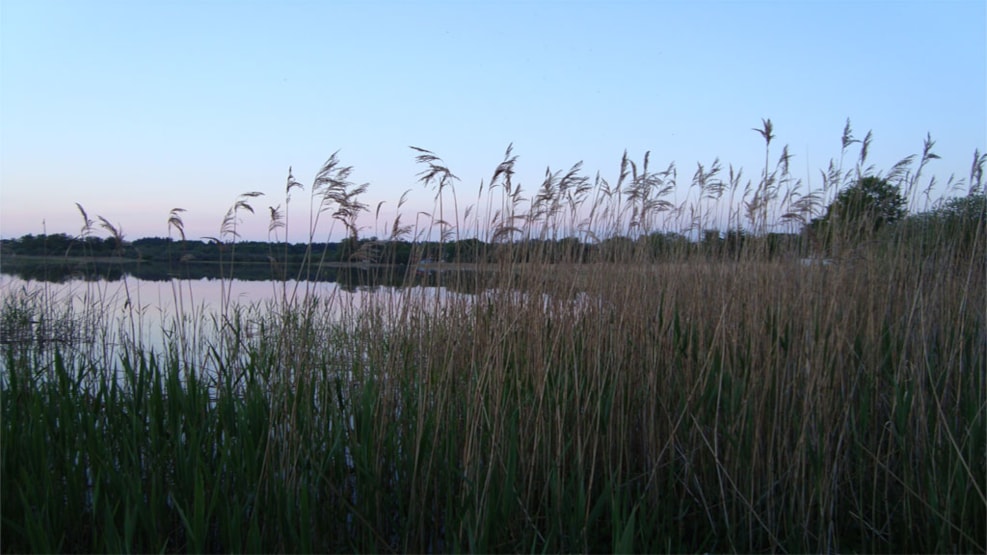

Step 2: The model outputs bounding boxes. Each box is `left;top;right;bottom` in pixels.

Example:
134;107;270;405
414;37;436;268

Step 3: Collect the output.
0;258;415;289
1;267;606;385
0;258;498;297
0;271;487;352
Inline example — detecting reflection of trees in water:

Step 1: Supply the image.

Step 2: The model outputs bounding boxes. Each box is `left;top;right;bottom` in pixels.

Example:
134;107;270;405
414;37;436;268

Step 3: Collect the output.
0;260;127;283
0;258;427;289
334;267;407;292
0;258;518;297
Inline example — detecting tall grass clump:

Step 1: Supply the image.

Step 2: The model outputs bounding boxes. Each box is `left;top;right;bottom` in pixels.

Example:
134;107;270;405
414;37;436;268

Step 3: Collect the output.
2;121;984;553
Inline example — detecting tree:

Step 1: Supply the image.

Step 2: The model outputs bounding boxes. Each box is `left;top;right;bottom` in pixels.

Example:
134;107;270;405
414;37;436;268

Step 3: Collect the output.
899;192;985;258
809;176;906;244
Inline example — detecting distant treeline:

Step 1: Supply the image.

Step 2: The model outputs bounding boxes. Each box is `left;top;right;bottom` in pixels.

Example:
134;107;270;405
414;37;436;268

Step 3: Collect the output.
2;188;983;271
0;231;810;267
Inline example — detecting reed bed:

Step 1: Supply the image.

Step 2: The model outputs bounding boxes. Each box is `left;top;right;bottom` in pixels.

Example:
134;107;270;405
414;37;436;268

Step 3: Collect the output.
2;123;985;553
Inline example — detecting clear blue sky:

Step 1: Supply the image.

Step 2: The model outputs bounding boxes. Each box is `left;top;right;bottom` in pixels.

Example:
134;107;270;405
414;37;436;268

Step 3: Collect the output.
2;0;984;242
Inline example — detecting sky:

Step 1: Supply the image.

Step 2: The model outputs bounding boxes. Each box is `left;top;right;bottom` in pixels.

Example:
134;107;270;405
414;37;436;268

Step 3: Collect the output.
1;0;985;243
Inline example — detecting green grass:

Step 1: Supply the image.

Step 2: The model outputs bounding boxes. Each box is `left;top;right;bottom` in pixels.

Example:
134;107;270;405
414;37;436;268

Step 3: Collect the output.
2;123;985;553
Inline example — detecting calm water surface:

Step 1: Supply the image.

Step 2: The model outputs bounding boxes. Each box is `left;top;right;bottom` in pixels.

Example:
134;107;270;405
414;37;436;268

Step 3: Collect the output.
0;274;466;349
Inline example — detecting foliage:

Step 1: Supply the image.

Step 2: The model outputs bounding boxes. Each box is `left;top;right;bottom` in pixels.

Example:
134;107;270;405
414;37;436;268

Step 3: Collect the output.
937;191;986;220
810;176;906;239
897;192;986;260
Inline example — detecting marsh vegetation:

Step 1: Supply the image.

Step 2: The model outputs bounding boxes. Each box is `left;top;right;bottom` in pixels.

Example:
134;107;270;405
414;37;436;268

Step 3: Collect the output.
2;121;985;553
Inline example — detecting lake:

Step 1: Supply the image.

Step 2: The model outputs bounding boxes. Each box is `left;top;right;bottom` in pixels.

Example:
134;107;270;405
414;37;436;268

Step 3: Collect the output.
0;270;475;370
0;262;608;382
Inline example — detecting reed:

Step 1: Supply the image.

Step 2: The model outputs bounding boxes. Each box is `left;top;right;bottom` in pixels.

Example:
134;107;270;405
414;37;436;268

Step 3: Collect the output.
1;122;984;553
